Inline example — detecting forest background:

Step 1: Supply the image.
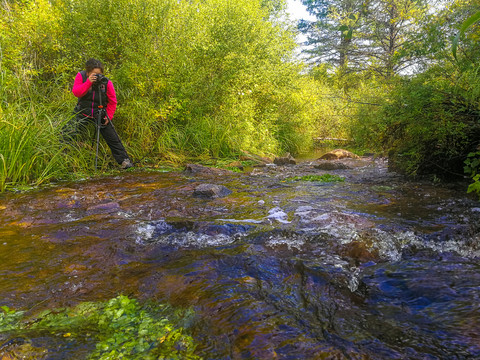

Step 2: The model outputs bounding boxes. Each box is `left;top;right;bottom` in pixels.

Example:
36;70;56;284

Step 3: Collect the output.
0;0;479;196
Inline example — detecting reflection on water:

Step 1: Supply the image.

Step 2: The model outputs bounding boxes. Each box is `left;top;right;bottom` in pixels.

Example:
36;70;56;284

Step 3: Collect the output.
0;157;479;359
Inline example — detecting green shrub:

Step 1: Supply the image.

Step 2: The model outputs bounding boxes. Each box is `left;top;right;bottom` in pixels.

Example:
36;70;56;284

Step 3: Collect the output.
365;67;480;178
0;295;200;359
464;151;480;199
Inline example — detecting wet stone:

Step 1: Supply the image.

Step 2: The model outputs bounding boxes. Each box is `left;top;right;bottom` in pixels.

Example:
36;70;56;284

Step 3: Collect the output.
239;150;273;166
340;241;380;265
274;153;297;166
193;184;232;199
313;160;351;170
320;148;360;160
184;163;233;176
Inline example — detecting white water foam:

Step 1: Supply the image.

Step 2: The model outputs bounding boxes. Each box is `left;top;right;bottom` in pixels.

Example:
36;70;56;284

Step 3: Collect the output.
154;232;237;248
265;233;305;250
266;207;291;224
135;223;156;244
134;220;247;247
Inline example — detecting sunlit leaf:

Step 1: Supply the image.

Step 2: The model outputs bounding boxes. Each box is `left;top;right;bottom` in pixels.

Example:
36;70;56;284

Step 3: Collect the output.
452;11;480;60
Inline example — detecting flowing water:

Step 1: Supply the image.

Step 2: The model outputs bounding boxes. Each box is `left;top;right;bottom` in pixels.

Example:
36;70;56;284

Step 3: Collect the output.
0;156;479;359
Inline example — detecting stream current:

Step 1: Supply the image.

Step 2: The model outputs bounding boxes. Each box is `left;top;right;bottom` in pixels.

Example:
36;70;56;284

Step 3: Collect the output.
0;156;479;359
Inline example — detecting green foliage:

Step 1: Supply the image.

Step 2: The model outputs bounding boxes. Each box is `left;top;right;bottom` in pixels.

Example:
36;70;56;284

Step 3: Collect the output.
337;77;389;152
464;151;480;199
0;295;200;359
0;0;333;191
0;306;26;332
453;10;480;60
467;174;480;198
286;173;345;182
299;0;430;77
53;0;304;159
351;0;480;180
366;67;479;178
464;151;480;176
284;72;354;149
339;0;480;181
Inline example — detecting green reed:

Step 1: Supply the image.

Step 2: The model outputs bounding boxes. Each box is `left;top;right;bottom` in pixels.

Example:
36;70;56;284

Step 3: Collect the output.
0;102;69;192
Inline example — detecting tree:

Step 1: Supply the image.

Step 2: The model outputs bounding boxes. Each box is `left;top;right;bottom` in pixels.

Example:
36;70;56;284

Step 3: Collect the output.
299;0;430;77
363;0;429;78
299;0;367;70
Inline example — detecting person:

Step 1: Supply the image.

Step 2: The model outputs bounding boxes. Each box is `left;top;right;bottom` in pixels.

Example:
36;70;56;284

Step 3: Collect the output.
68;58;133;169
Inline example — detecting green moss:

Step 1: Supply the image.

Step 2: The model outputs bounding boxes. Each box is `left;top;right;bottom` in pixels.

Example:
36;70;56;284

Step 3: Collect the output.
285;174;345;182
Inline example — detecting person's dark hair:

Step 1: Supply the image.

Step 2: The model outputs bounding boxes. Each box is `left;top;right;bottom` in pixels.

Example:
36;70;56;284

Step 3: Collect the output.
85;58;104;73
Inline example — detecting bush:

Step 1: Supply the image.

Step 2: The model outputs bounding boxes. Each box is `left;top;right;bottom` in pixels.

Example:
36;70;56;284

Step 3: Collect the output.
376;66;480;178
465;150;480;199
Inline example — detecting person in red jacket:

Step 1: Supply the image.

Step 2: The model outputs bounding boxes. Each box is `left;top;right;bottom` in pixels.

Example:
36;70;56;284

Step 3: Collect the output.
67;58;133;169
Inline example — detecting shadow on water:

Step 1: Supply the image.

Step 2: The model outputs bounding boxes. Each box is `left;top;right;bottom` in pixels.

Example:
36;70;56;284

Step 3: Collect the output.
0;156;479;359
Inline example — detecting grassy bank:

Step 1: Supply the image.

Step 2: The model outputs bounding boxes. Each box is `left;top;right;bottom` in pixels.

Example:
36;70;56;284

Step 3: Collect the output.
0;0;355;192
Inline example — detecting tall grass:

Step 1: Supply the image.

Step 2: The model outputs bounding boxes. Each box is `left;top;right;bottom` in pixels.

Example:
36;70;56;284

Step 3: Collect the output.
0;106;64;192
0;103;107;192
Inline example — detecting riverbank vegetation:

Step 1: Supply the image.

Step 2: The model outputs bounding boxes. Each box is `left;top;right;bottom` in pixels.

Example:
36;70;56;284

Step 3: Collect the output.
0;295;199;359
0;0;479;196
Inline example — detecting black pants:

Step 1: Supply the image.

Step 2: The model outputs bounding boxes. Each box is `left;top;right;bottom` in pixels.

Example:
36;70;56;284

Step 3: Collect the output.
64;113;130;165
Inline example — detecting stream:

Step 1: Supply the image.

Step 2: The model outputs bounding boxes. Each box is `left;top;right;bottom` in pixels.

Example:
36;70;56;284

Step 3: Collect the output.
0;155;479;359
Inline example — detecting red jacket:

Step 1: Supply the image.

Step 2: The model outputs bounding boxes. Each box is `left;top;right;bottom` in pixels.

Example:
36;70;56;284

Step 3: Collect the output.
72;71;117;120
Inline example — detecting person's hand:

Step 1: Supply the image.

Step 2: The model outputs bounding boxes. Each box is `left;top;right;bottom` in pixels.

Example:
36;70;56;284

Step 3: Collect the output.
102;116;110;125
88;73;97;83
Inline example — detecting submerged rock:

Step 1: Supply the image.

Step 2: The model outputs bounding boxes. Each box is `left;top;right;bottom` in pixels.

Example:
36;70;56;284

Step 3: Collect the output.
320;149;360;160
184;164;233;176
313;160;351;170
86;202;120;212
274;153;296;166
0;340;48;360
193;184;232;199
340;240;380;264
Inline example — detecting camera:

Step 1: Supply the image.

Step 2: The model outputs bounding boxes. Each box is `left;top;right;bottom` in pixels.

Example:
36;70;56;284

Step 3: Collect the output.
95;73;109;86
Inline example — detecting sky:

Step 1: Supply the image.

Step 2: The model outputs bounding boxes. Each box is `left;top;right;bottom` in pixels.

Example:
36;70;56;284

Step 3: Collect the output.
286;0;315;22
285;0;316;51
